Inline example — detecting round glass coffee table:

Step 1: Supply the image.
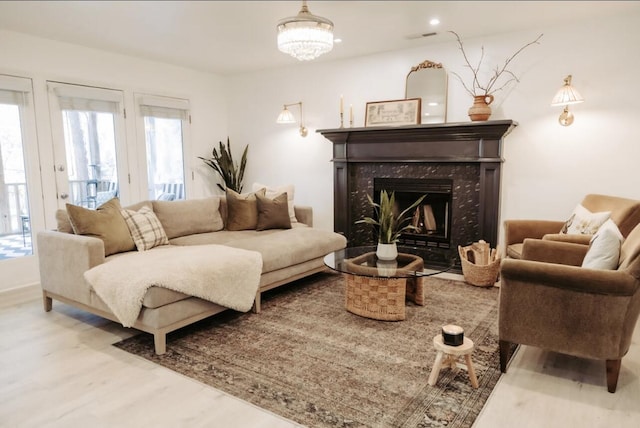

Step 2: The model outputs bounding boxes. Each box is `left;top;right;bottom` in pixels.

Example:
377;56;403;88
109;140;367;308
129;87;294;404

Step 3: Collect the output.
324;246;455;321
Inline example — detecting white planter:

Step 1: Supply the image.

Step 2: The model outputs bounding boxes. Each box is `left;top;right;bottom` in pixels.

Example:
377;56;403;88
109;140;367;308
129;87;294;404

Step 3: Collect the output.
376;242;398;261
376;260;398;277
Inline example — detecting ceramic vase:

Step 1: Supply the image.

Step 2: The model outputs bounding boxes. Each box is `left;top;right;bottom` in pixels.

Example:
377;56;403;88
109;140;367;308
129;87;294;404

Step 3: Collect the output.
468;94;494;121
376;242;398;261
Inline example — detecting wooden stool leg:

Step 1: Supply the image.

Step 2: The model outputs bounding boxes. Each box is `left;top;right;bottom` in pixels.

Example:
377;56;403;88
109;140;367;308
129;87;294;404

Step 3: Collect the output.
464;354;479;388
428;351;445;386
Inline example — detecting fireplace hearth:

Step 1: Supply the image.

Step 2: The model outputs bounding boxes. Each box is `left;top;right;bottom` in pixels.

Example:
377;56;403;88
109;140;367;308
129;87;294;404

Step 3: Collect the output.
318;120;517;268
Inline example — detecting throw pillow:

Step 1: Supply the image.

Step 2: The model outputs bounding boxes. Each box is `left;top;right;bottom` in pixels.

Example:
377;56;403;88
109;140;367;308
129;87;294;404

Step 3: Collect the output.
120;206;169;251
581;219;624;270
252;182;297;223
55;209;74;234
256;191;292;231
66;198;135;256
560;204;611;235
152;197;224;239
225;188;266;231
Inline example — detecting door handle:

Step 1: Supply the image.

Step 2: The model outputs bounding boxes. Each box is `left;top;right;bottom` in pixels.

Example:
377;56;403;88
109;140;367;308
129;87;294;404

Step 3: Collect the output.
57;164;65;172
59;193;69;200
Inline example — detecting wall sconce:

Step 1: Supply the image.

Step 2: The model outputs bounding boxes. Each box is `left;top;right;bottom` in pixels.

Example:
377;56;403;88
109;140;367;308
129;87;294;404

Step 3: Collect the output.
276;102;308;137
551;75;584;126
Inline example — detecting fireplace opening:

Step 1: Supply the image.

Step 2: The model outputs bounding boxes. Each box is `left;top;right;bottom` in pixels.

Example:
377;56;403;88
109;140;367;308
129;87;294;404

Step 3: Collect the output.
373;178;453;249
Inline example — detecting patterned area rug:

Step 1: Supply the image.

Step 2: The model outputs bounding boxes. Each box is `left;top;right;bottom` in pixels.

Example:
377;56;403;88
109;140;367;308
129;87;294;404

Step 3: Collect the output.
115;272;502;428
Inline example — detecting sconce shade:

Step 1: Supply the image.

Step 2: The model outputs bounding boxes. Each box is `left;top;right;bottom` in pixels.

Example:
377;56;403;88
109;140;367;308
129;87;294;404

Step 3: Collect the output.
276;106;296;123
551;75;584;106
276;102;308;137
277;1;334;61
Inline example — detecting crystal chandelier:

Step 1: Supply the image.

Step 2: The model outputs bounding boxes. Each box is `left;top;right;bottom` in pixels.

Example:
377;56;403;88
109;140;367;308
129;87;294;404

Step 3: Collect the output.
277;1;334;61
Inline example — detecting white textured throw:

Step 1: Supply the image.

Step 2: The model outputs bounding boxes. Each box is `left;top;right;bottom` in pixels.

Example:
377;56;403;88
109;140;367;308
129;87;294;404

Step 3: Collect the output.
84;245;263;327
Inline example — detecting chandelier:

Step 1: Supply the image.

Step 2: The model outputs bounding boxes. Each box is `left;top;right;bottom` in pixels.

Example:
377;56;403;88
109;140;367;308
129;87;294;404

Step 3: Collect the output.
276;1;334;61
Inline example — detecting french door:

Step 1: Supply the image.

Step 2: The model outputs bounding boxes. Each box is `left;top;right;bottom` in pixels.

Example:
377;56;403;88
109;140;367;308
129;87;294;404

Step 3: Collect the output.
47;82;130;209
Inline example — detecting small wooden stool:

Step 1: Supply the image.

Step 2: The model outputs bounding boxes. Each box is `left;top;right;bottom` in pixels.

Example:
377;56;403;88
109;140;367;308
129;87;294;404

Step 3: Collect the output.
427;334;479;388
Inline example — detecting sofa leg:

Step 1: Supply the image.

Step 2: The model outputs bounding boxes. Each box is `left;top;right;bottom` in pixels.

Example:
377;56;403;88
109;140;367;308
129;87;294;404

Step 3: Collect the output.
252;292;261;314
154;333;167;355
499;340;512;373
606;359;621;393
43;292;52;312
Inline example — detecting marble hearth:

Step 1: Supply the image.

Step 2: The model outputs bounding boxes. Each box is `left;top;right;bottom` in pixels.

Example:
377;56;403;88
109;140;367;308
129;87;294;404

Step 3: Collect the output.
318;120;517;264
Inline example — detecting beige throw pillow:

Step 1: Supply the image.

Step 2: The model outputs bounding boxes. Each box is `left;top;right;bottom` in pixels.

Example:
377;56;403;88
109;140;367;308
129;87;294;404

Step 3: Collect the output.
152;197;224;239
66;198;135;256
121;206;169;251
226;188;265;231
256;191;292;231
560;204;611;235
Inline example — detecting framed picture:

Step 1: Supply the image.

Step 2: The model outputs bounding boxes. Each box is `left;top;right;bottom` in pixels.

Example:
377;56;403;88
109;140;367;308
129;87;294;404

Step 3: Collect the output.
365;98;422;127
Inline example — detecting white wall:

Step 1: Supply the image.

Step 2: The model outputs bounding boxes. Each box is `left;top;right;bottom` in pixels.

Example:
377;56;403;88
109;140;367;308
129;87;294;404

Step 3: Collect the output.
0;29;228;291
227;11;640;241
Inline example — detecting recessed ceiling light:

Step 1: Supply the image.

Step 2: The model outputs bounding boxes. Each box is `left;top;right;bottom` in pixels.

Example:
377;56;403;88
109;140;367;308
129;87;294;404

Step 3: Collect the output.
334;38;342;43
430;18;440;26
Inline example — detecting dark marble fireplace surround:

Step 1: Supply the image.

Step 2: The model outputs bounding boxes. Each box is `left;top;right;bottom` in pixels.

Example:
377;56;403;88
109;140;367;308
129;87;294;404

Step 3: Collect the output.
318;120;517;266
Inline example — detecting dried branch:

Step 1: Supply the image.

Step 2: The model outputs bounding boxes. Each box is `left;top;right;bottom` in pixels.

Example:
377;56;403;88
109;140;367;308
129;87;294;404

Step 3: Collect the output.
449;31;543;97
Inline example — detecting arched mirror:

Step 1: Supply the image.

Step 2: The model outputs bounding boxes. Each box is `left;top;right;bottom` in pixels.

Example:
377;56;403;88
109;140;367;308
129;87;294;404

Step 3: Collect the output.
405;60;448;124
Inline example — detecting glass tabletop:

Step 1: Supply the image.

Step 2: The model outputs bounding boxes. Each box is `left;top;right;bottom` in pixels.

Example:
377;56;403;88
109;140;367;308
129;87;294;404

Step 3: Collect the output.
324;245;456;279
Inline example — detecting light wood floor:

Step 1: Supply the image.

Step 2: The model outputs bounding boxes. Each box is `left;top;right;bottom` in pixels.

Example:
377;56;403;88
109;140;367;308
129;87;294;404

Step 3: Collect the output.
1;283;639;428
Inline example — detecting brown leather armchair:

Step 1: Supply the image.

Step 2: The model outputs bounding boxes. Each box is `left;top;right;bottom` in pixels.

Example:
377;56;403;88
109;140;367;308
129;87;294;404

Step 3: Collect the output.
498;222;640;393
504;194;640;259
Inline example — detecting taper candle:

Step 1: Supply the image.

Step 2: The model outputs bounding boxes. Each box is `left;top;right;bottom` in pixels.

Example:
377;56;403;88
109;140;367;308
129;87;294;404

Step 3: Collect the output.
340;95;344;114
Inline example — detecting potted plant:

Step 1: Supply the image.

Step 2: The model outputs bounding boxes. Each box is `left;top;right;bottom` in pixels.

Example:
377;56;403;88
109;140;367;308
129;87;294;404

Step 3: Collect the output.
356;190;426;260
449;31;543;121
198;137;248;192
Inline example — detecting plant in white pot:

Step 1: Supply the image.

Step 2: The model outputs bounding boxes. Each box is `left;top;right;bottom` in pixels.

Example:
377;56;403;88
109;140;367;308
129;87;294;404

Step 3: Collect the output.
356;190;426;261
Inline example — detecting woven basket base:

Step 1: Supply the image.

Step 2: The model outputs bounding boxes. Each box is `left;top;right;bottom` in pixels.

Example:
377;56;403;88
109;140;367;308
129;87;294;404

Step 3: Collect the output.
344;274;406;321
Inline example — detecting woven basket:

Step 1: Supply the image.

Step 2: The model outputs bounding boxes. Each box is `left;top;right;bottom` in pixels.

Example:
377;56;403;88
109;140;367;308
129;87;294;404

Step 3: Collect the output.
458;243;501;287
344;273;406;321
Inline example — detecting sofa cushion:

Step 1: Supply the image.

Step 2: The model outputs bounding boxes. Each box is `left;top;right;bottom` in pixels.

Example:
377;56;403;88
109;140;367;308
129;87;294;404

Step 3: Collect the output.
252;182;298;223
142;286;191;309
560;204;610;235
581;219;623;270
256;191;292;231
225;188;265;231
152;197;223;239
121;205;170;251
66;198;135;256
222;226;347;273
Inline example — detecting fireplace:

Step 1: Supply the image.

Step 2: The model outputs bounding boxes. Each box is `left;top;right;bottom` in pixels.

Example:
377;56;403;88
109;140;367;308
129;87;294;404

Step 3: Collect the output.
318;120;517;268
373;178;453;249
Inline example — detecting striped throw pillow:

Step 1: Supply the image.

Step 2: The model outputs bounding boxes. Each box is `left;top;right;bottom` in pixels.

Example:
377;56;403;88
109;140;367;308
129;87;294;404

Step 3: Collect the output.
120;206;169;251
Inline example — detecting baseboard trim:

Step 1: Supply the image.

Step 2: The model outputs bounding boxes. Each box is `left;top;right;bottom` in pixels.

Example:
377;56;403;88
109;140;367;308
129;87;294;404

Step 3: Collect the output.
0;282;40;308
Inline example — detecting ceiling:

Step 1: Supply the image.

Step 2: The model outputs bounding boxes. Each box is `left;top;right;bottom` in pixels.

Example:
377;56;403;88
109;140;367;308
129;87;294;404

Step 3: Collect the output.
0;1;637;75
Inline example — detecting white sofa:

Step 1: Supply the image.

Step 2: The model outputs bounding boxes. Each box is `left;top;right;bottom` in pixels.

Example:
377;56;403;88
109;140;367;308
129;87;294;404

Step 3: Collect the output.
37;196;346;354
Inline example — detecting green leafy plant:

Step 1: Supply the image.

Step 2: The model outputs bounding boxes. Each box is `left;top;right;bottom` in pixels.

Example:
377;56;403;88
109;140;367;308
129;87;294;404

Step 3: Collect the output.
198;138;248;193
356;190;427;244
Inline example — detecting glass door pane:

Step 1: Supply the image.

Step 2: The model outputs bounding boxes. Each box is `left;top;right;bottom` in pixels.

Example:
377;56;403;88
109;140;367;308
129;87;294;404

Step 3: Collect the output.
144;116;185;201
48;83;127;210
0;102;32;258
61;110;119;208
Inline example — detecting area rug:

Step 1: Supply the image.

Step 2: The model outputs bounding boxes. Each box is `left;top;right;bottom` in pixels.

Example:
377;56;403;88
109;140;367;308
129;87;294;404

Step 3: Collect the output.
115;272;503;428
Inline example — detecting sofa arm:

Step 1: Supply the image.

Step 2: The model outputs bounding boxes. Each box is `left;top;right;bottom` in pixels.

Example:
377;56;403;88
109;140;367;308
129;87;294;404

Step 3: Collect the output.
37;230;106;305
521;238;589;266
542;233;592;246
500;258;638;296
503;219;565;246
294;205;313;227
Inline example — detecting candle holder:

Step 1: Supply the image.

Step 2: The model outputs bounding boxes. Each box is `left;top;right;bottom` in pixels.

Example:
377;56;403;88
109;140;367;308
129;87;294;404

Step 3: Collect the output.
349;117;353;128
339;112;344;128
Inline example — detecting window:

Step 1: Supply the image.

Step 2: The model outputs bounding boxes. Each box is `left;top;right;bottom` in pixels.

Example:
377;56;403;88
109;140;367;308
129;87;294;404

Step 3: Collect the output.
0;75;35;259
137;95;190;201
48;83;128;209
